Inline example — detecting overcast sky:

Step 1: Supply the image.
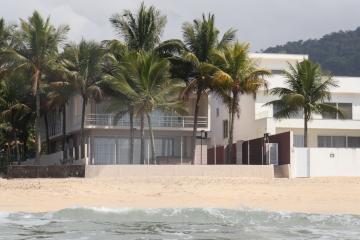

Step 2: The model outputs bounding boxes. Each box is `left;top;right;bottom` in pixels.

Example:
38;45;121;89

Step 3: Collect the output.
1;0;359;51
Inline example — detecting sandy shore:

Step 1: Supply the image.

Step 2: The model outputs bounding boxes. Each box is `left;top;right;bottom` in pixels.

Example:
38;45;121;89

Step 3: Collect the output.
1;177;360;214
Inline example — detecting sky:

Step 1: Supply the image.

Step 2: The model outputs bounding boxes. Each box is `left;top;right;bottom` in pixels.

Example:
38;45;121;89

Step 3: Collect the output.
1;0;359;51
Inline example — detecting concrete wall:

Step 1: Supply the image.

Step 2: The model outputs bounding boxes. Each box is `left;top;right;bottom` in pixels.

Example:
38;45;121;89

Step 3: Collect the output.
293;148;360;177
85;165;275;178
7;165;85;178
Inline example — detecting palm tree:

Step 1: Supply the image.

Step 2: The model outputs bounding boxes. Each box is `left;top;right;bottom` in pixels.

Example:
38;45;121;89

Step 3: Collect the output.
104;52;185;164
108;3;184;163
62;40;104;157
213;43;270;163
0;73;33;164
0;11;69;163
265;59;341;147
181;13;236;163
109;2;183;54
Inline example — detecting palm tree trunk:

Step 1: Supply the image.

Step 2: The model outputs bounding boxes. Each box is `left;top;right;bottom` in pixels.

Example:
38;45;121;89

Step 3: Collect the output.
7;141;11;164
191;91;201;164
129;108;134;164
62;104;67;163
147;113;156;164
14;132;20;165
44;113;50;154
227;103;235;164
80;97;87;159
35;93;41;164
304;111;308;148
140;113;145;164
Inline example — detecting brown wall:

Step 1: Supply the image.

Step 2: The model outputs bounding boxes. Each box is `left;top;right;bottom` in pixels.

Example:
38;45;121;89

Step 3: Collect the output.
207;146;225;165
242;132;291;165
7;165;85;178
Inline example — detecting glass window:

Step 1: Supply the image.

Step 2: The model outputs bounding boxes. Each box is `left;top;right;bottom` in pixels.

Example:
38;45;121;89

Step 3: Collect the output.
294;135;304;147
216;108;219;117
338;103;352;119
348;137;360;148
223;120;228;139
332;136;347;148
318;136;332;148
322;103;337;119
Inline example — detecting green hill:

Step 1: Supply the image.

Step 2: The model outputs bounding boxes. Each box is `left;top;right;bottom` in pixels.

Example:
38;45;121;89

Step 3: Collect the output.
264;27;360;76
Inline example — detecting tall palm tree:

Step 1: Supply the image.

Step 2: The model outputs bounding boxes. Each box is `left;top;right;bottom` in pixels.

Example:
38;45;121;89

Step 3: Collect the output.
0;11;69;163
265;60;341;147
109;3;184;163
62;40;104;157
213;43;270;163
181;13;236;163
104;52;185;164
102;42;137;164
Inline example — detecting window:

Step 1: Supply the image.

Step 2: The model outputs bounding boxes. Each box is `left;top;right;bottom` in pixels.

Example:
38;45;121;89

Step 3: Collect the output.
293;135;304;147
216;108;219;117
318;136;347;148
223;120;228;139
273;105;303;119
271;69;284;75
347;137;360;148
322;103;352;120
338;103;352;119
318;136;332;148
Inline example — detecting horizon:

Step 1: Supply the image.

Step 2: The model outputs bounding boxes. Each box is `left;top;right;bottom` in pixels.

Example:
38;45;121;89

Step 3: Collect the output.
1;0;360;51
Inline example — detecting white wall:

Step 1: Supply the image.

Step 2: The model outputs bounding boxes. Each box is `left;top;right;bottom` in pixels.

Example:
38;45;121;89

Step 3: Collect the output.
293;148;360;177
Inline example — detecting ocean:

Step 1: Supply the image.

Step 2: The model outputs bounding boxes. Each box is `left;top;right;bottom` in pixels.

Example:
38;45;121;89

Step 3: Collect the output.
0;207;359;239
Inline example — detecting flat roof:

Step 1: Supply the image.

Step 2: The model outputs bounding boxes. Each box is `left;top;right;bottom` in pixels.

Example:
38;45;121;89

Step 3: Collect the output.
249;53;308;60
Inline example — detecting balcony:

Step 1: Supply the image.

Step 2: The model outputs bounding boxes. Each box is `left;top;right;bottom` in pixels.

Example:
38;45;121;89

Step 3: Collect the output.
85;114;208;129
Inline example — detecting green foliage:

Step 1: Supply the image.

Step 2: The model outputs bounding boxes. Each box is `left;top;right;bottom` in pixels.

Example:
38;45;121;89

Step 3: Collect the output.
264;27;360;76
265;60;341;146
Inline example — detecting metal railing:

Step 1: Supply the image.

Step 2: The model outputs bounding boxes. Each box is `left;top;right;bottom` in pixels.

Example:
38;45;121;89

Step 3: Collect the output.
85;114;208;129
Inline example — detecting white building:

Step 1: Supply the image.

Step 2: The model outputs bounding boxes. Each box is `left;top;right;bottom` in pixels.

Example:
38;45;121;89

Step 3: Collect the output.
41;52;360;168
209;53;360;150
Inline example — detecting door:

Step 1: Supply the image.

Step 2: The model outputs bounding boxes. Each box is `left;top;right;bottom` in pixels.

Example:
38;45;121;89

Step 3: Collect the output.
295;148;310;177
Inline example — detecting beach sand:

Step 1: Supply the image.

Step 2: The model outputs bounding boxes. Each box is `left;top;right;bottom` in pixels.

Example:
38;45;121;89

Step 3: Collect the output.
1;177;360;214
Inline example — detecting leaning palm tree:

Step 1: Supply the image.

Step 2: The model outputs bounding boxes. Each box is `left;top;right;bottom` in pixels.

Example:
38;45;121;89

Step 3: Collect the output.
104;52;185;164
181;13;236;163
0;11;69;163
213;43;271;163
265;60;341;147
62;40;104;158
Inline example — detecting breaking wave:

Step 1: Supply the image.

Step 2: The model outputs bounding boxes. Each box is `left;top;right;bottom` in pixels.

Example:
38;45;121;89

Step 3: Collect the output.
1;207;360;239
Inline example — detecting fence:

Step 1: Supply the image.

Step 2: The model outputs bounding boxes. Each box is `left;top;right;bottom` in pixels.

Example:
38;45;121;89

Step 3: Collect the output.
293;148;360;177
241;132;291;165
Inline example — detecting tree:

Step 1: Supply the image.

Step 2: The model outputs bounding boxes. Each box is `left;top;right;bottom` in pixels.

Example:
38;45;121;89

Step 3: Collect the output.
0;11;69;163
109;3;184;163
104;52;185;164
213;42;270;163
265;60;341;147
62;40;104;157
0;71;33;164
181;13;236;163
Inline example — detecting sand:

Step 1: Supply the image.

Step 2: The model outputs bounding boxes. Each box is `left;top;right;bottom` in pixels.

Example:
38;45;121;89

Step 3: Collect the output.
0;177;360;214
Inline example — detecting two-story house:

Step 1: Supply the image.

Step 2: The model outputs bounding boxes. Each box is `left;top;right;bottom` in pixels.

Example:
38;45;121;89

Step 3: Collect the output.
209;53;360;158
42;93;210;165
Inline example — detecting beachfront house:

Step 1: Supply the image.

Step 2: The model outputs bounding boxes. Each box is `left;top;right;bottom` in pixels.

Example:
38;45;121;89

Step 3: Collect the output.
209;53;360;175
41;92;210;165
39;53;360;168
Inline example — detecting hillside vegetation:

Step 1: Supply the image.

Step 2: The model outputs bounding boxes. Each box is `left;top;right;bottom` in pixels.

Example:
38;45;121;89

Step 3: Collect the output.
264;27;360;76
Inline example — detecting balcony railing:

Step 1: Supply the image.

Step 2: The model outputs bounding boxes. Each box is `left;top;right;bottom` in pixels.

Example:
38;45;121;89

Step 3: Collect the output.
85;114;208;129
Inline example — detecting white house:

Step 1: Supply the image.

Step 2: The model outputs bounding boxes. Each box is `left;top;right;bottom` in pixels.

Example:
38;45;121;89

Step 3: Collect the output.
209;53;360;149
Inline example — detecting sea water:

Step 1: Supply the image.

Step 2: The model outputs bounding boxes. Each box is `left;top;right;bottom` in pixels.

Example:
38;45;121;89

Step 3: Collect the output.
0;207;359;239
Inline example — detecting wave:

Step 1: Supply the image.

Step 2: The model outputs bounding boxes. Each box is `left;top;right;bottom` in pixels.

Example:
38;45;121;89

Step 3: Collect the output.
1;207;360;239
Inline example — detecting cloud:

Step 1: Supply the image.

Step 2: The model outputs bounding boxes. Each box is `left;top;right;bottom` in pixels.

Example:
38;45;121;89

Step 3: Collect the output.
1;0;359;51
